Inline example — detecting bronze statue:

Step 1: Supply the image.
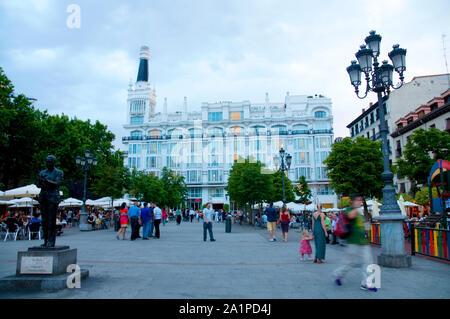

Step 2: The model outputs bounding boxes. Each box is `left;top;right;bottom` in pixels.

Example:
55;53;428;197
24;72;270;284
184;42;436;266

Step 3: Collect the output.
37;155;64;248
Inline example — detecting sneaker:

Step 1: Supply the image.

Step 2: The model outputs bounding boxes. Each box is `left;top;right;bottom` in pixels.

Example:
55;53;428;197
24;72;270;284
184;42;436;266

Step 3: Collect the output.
360;285;377;292
335;278;342;286
210;239;216;242
269;238;274;242
273;238;277;241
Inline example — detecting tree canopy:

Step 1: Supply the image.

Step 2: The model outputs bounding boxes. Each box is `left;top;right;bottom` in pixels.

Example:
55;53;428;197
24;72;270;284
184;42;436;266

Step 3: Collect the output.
324;136;384;199
295;175;312;204
396;128;450;190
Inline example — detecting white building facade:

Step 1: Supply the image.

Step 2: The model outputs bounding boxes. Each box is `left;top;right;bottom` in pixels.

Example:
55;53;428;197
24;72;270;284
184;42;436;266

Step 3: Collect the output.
122;46;338;210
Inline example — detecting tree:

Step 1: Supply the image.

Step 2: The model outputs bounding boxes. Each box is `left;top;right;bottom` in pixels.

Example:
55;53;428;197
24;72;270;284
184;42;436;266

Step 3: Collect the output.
415;187;439;207
337;197;352;209
396;128;450;191
91;151;130;207
269;170;295;203
128;169;167;204
324;136;384;219
226;156;273;225
160;167;188;209
295;175;312;203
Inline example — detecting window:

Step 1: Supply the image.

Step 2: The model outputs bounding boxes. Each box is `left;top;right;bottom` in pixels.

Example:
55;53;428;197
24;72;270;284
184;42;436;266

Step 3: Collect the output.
314;111;326;118
315;151;329;165
146;156;158;169
167;128;183;139
250;126;266;135
208;154;220;167
187;170;202;183
189;128;202;138
230;111;243;121
130;116;144;125
317;185;332;195
293;138;309;150
208;112;223;122
209;127;223;137
315;137;331;148
147;142;161;154
314;122;329;131
149;129;161;138
131;131;143;138
294;152;310;165
209;188;224;198
316;167;328;180
188;188;202;198
166;156;180;168
130;99;146;114
271;125;288;135
208;170;223;182
370;113;374;124
231;126;242;136
295;167;311;180
293;124;309;134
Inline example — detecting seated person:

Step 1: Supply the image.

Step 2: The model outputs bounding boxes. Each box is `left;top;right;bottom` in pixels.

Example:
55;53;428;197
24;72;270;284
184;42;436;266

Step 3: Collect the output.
87;213;96;230
27;213;42;239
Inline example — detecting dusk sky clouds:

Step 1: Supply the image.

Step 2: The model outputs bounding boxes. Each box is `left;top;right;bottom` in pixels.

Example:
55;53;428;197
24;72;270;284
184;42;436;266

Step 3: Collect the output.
1;0;449;149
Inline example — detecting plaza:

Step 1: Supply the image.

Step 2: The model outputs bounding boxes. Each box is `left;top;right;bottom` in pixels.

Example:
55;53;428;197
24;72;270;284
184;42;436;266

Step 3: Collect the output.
0;221;448;299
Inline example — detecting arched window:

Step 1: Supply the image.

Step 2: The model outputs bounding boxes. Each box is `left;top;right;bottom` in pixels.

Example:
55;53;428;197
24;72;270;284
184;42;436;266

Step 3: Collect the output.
208;127;223;137
131;130;143;138
250;126;266;136
189;128;203;138
149;129;161;138
314;111;326;118
271;125;287;135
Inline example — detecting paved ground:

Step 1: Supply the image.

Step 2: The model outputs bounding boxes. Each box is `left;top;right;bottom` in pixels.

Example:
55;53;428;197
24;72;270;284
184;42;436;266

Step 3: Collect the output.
0;220;449;299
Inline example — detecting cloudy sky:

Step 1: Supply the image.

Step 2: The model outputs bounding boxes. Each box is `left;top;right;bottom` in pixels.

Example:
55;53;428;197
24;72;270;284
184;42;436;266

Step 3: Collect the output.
1;0;449;150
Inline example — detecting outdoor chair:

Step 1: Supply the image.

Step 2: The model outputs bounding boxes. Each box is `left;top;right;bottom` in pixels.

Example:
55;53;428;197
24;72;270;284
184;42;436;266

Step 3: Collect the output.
4;224;20;242
28;223;41;240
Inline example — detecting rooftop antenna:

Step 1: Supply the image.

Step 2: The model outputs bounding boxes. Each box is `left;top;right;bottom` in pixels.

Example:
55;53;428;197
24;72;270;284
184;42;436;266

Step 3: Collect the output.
443;34;450;88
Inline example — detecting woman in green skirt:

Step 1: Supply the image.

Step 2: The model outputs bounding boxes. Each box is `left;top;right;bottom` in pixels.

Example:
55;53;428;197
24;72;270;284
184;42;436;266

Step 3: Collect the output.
312;204;328;263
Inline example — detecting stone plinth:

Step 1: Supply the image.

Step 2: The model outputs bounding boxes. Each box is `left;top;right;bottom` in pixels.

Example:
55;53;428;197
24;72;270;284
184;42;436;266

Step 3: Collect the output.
0;246;89;291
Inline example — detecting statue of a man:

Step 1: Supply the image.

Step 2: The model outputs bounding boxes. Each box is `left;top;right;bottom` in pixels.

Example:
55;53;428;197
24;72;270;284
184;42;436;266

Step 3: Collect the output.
37;155;64;248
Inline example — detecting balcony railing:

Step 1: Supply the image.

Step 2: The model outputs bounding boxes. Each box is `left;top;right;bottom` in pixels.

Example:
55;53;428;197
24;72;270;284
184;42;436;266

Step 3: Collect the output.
292;130;310;135
122;135;163;141
313;129;333;134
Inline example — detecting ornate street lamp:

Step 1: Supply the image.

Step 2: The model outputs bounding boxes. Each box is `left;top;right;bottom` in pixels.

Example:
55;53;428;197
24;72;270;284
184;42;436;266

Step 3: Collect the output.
346;31;411;268
76;149;98;231
274;148;292;204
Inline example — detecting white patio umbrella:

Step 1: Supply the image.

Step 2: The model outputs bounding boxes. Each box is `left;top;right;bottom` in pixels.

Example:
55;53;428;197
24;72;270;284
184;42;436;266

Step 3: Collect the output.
8;203;34;208
3;184;41;198
112;199;132;207
286;202;302;212
85;199;97;206
10;197;39;206
59;197;83;207
403;201;419;207
273;201;284;208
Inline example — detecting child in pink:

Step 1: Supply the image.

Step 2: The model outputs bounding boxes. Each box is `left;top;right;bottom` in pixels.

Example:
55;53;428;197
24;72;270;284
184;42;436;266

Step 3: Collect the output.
300;229;313;261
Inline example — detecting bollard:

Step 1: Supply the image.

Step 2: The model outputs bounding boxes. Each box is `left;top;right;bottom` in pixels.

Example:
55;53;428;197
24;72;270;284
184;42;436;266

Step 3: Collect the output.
225;216;232;233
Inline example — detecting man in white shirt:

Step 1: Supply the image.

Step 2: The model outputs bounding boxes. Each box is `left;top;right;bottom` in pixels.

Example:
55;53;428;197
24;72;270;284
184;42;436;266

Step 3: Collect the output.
202;203;216;242
152;203;162;239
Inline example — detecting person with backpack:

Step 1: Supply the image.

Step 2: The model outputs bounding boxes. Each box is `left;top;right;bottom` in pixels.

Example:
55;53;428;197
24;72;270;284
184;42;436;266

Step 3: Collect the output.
333;194;377;292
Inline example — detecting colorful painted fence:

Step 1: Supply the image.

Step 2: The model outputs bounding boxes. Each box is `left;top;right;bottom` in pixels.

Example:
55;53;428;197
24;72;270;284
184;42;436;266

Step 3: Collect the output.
411;223;450;261
366;222;381;245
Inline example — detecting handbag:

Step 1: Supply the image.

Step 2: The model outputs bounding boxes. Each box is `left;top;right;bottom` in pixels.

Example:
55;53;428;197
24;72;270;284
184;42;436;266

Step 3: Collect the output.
335;212;351;239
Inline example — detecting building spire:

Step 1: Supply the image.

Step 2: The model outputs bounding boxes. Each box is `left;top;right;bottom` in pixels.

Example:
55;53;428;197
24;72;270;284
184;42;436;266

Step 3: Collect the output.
137;46;150;82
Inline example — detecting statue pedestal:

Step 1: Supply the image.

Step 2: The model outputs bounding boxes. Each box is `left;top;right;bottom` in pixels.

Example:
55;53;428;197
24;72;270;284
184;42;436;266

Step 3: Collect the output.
0;246;89;291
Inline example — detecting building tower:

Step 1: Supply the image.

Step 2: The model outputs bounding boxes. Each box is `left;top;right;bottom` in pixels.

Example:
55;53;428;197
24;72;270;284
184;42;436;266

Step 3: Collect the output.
126;46;157;125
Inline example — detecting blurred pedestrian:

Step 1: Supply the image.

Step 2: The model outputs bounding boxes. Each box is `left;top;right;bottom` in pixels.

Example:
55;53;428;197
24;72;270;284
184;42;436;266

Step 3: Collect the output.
324;213;332;244
202;203;216;242
312;204;328;263
116;202;128;240
333;194;376;291
279;205;291;242
128;200;141;241
265;202;278;242
141;202;151;240
153;203;162;239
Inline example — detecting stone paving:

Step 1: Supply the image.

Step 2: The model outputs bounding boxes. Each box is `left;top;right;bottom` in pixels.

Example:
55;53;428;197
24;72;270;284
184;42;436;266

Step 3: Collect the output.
0;220;449;299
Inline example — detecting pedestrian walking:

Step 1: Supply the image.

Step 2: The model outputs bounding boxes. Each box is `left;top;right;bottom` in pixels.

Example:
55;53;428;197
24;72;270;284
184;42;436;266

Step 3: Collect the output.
333;194;377;292
331;213;339;245
116;202;128;240
265;202;279;242
176;208;182;225
141;203;151;240
324;213;332;244
312;204;328;263
279;206;291;242
162;208;167;226
189;209;195;222
299;229;313;261
128;200;141;241
152;203;162;239
202;203;216;242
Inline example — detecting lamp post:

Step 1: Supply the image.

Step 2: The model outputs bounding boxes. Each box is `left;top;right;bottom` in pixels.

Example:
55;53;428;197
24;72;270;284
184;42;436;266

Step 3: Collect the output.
274;148;292;204
346;30;411;267
76;150;98;231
